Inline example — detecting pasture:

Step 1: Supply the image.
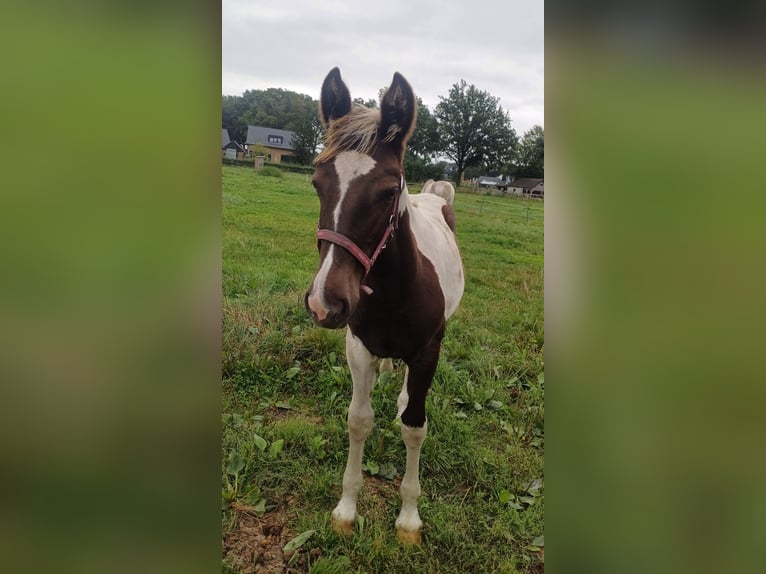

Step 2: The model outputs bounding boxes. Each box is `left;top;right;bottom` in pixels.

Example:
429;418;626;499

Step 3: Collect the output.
222;165;544;573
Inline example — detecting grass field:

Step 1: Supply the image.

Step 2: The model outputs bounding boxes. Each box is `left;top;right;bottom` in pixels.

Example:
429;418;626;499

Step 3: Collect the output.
222;164;544;573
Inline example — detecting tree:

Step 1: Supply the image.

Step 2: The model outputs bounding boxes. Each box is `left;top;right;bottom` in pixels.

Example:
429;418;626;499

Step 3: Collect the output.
404;153;446;182
353;97;378;108
222;88;323;163
290;102;323;165
407;98;440;160
222;94;249;144
513;125;544;179
241;88;311;131
435;80;517;186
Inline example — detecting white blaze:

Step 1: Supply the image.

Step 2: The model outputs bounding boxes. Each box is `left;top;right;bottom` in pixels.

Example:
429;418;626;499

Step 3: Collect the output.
332;151;376;228
307;151;376;319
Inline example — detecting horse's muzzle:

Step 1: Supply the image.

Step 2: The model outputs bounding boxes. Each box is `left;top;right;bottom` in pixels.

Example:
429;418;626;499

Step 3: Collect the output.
304;289;351;329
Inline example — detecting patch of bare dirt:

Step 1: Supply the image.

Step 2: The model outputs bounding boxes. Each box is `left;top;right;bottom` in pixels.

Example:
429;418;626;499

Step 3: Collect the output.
223;508;290;574
223;502;320;574
365;475;400;499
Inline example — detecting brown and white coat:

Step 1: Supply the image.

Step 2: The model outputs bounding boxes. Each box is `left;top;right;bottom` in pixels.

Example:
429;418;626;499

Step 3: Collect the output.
305;68;464;544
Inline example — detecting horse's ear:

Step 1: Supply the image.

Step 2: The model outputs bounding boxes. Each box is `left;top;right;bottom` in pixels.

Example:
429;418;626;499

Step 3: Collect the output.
379;72;417;152
320;67;352;129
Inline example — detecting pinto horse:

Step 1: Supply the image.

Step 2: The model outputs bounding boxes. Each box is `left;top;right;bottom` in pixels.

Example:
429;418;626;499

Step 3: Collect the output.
304;68;464;544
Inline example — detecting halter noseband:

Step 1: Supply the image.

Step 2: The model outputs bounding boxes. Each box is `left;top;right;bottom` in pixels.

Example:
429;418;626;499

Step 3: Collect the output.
316;174;404;295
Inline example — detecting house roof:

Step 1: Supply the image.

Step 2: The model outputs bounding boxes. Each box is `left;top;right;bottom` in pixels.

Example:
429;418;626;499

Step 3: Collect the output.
246;126;295;150
222;128;230;148
509;178;543;189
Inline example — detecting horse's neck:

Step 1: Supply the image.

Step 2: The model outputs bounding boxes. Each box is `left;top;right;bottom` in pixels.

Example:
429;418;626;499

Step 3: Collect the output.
370;191;420;286
372;188;421;281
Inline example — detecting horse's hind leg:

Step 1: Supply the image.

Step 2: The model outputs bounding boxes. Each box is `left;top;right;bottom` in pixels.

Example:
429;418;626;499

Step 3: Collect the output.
332;329;376;535
396;343;440;544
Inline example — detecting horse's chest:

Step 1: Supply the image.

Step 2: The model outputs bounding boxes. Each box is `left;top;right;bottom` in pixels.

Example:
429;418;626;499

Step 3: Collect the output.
349;293;445;360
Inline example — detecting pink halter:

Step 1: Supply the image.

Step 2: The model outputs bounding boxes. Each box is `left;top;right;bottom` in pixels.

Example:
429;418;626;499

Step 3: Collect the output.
316;174;403;295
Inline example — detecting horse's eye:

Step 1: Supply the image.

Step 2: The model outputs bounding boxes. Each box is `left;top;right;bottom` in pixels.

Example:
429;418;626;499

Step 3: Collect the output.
379;187;397;202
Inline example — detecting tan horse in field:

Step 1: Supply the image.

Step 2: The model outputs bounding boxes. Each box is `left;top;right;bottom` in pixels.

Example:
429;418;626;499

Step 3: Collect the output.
421;179;455;205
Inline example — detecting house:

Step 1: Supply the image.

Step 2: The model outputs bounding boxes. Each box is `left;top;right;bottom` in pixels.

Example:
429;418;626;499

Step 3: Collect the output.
477;175;508;191
246;126;296;164
223;139;247;160
222;129;248;159
508;178;544;198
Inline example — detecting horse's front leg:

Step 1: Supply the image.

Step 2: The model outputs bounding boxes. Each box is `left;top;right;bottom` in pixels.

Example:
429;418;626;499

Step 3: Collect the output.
331;328;376;534
396;342;440;544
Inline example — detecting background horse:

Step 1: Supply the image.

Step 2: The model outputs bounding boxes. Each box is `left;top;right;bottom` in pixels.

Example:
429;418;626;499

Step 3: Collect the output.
421;179;456;205
304;68;464;544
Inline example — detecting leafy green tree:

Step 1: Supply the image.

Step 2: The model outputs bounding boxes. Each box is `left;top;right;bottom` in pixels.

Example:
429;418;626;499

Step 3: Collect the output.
290;102;323;165
353;97;378;108
222;88;323;163
404;153;446;182
222;94;249;144
435;80;517;186
241;88;312;131
408;98;440;160
513;125;544;179
402;98;442;182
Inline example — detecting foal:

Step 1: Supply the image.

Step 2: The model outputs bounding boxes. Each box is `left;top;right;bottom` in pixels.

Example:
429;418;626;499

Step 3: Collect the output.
304;68;464;544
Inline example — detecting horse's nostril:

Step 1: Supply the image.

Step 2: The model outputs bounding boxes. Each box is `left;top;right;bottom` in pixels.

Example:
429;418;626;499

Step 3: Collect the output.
323;298;350;327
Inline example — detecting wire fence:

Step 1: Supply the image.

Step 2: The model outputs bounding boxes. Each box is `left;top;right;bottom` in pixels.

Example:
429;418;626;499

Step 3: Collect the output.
458;194;544;224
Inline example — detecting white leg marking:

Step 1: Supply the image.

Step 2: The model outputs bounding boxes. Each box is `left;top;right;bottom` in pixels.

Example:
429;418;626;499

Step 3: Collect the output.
379;358;394;375
396;366;410;419
396;421;427;543
332;329;376;533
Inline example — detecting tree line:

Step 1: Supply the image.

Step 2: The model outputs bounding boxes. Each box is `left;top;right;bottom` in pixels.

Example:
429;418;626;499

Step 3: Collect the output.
222;81;543;185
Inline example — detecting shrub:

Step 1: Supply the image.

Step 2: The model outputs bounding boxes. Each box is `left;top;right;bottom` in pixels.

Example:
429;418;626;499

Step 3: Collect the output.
266;161;314;175
259;166;283;178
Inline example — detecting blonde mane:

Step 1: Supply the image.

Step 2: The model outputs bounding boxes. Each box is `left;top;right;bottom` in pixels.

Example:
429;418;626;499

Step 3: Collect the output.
314;104;401;164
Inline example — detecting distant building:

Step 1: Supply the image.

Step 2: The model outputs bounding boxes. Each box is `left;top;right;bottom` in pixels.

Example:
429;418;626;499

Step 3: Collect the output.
246;126;296;164
222;129;248;159
508;178;544;197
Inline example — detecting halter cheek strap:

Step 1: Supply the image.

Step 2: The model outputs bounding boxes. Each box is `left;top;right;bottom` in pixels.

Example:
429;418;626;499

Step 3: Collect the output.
316;174;403;295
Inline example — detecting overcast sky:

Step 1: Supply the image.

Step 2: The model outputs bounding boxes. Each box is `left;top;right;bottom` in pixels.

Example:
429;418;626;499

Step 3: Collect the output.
222;0;543;135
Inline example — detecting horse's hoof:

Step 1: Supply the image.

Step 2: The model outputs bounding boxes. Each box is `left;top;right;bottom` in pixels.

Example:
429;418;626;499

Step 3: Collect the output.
396;527;422;545
331;516;355;536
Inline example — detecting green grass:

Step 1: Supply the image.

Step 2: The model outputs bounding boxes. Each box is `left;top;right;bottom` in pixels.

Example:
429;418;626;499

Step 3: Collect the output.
222;165;544;573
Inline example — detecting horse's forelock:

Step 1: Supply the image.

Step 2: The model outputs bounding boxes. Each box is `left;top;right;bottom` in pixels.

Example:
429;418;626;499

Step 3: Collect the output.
314;105;381;164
